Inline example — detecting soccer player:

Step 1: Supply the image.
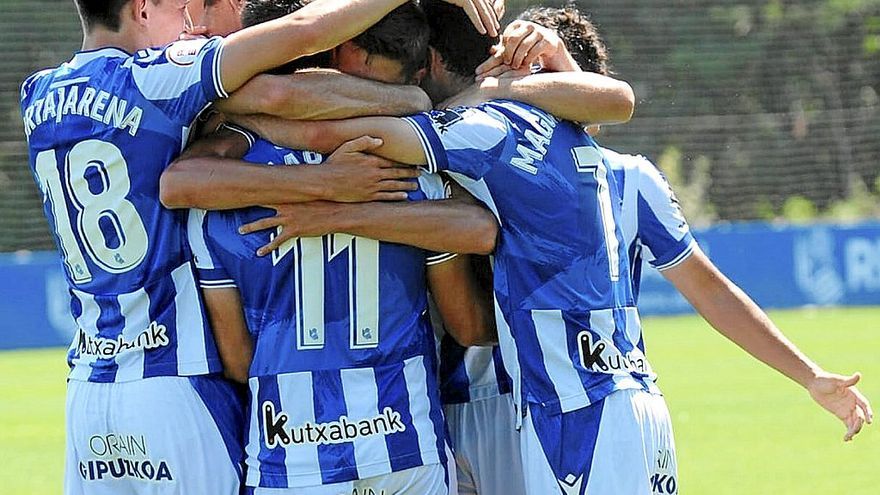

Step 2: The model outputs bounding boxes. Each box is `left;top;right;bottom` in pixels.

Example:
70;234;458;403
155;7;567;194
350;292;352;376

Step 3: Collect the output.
174;2;499;493
437;6;874;492
220;1;677;493
514;3;872;443
20;0;499;493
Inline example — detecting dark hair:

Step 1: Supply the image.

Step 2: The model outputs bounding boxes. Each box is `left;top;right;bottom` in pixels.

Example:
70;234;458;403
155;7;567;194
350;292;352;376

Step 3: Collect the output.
240;0;332;73
351;1;429;82
74;0;146;32
519;4;610;76
422;0;497;79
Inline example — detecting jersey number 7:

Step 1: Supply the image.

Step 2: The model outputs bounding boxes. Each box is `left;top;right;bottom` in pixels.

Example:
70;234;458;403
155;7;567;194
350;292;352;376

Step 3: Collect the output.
572;146;620;282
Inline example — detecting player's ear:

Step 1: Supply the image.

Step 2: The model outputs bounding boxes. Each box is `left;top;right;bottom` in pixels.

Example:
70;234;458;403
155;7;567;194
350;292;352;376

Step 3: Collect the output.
412;66;428;85
428;47;444;74
133;0;150;26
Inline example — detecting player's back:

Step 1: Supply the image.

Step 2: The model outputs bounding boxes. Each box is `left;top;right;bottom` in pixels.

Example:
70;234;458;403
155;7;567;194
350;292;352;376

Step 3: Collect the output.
20;39;227;382
407;100;657;414
193;139;448;488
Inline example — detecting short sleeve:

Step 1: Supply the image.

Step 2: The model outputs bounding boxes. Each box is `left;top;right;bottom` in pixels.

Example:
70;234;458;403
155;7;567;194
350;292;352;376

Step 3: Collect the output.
128;37;227;123
416;172;460;266
187;209;237;289
403;106;509;178
635;158;696;271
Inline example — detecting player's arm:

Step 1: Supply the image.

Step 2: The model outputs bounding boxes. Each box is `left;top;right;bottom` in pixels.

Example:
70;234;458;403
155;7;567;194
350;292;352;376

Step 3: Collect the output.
219;0;500;93
238;198;498;256
160;129;420;210
216;70;433;120
428;255;497;346
464;71;634;125
634;157;873;441
460;21;633;124
200;288;253;384
231;114;429;165
233;105;508;177
662;250;873;441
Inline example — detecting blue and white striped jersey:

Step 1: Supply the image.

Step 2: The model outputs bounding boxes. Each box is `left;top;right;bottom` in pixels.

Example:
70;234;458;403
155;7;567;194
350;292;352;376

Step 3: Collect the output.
192;139;450;488
604;148;696;300
436;148;696;405
406;101;658;416
20;38;228;383
438;337;511;404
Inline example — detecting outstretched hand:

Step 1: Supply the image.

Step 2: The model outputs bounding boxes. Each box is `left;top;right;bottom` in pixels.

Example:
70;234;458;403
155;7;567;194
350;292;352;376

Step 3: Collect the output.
806;371;873;441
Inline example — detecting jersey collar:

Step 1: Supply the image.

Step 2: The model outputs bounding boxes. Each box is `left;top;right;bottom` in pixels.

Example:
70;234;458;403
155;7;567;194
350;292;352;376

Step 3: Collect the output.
67;47;131;69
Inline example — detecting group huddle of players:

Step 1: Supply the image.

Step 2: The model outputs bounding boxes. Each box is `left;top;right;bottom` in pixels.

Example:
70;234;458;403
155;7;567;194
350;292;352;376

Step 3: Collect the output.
20;0;872;494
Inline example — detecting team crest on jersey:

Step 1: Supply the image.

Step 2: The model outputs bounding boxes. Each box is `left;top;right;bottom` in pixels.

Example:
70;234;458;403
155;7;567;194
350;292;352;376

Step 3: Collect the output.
430;109;463;134
166;39;203;67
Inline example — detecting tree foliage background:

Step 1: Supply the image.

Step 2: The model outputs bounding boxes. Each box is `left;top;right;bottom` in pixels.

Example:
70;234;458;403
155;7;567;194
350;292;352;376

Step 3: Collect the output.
1;0;878;251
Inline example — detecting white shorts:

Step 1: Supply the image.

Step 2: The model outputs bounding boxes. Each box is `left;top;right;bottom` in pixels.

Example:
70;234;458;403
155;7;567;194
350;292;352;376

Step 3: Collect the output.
245;457;457;495
521;388;678;495
444;393;526;495
65;375;246;495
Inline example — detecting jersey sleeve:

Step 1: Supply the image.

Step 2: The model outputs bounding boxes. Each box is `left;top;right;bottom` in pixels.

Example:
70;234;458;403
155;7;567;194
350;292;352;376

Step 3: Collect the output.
402;106;509;178
635;158;696;271
187;209;237;289
129;37;227;124
416;172;459;266
218;122;259;149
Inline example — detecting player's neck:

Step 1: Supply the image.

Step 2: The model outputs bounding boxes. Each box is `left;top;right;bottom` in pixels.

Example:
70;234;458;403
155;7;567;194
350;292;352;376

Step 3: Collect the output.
81;25;146;54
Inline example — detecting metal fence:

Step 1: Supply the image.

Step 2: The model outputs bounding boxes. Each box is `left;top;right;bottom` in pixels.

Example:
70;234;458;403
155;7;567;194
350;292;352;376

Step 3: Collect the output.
2;0;879;251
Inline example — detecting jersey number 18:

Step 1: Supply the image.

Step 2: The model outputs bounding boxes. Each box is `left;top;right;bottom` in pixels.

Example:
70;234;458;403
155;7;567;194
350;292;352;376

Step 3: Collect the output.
35;139;149;284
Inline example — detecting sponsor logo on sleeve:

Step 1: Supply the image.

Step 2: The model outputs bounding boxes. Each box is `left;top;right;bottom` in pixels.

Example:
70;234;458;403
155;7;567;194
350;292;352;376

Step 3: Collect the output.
166;39;204;67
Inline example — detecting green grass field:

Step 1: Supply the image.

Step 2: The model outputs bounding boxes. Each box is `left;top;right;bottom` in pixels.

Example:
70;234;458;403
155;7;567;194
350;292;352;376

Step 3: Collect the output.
1;307;878;494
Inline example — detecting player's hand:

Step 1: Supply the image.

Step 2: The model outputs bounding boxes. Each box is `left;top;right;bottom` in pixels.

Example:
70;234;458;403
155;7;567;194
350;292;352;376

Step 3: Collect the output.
476;21;564;78
318;136;420;202
441;0;501;37
239;201;346;256
493;0;505;20
806;371;873;441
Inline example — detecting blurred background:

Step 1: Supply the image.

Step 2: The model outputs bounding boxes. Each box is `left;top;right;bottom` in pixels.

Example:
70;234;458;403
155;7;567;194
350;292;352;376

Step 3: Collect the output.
1;0;878;493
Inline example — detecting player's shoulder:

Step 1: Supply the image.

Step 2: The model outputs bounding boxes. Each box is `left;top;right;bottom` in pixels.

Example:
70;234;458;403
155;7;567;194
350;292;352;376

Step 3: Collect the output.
481;98;555;123
20;68;55;102
415;105;510;151
129;37;221;68
600;146;656;174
